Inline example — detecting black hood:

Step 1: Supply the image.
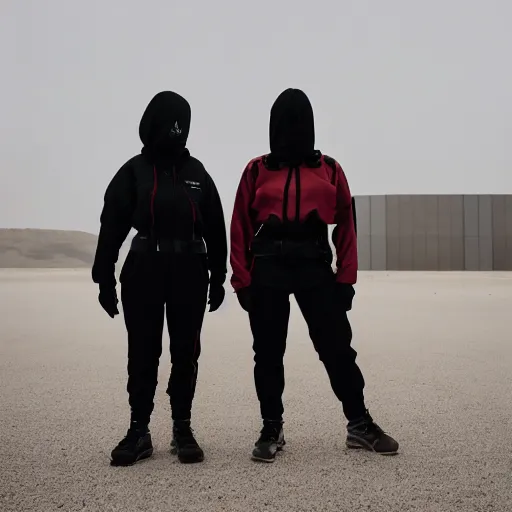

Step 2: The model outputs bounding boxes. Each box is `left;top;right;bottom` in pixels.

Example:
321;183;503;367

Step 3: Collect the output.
269;88;315;164
139;91;191;164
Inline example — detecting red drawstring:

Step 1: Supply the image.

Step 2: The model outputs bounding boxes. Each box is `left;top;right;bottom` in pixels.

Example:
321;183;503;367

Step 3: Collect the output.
150;166;158;229
185;191;197;224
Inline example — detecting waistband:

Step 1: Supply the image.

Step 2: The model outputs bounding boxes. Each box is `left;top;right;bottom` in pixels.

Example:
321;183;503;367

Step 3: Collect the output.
250;237;327;259
130;235;206;254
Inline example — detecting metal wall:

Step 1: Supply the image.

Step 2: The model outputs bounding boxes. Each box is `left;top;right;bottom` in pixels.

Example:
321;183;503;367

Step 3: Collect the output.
354;195;512;271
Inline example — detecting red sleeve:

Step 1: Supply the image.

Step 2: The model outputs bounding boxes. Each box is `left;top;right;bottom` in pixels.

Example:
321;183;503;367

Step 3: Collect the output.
332;162;358;284
230;162;256;292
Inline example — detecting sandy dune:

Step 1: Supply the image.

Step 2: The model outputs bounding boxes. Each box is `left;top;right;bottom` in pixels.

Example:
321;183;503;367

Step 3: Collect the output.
0;229;99;268
1;270;511;512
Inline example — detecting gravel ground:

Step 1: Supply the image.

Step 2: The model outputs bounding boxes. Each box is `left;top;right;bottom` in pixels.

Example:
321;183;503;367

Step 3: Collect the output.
1;269;511;512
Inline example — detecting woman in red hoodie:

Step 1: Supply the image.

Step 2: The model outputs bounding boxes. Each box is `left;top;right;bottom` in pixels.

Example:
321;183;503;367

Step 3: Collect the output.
230;88;398;462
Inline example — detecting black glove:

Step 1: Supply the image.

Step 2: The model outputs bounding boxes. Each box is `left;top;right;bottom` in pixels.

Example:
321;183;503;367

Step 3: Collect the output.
98;284;119;318
208;283;225;312
335;283;355;312
236;287;252;313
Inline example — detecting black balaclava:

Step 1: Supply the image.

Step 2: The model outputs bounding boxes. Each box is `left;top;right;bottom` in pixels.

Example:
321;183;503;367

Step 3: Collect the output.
268;88;316;166
139;91;191;166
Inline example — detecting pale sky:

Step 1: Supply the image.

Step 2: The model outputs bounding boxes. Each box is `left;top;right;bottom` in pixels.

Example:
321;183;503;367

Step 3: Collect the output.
1;0;510;233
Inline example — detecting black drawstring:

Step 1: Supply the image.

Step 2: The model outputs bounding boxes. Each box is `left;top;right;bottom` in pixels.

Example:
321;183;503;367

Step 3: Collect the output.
294;166;301;222
282;167;294;222
282;165;301;223
149;166;158;247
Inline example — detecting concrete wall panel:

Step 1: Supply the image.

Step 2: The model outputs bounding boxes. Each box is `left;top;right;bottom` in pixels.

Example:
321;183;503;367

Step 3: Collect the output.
357;234;371;271
398;195;414;270
353;194;511;271
370;196;386;269
438;196;451;237
424;196;439;270
386;196;400;269
370;196;386;236
492;195;507;270
425;236;439;270
385;196;400;236
506;195;512;270
412;195;427;270
478;195;493;270
478;195;493;237
464;237;479;270
386;237;400;270
506;195;512;236
371;236;387;270
355;196;371;237
450;195;464;270
479;236;493;270
438;196;451;270
463;195;479;237
425;195;438;235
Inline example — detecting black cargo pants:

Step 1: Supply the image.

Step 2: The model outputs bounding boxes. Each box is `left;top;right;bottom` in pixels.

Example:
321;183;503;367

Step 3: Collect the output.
248;258;366;422
119;250;209;424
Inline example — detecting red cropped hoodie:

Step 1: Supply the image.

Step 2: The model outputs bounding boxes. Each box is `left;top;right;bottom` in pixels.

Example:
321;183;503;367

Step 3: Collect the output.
230;89;357;292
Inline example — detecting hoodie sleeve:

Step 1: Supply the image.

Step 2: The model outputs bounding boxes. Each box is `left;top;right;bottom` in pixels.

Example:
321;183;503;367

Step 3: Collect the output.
230;162;257;292
91;163;135;287
201;171;228;286
331;161;358;285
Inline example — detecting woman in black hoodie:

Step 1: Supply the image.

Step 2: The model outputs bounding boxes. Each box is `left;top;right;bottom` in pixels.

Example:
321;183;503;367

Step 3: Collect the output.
230;88;398;462
92;91;227;466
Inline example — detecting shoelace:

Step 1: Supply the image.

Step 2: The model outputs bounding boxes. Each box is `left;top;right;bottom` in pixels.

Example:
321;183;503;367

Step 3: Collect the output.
174;427;198;445
259;427;281;443
350;412;386;436
119;428;145;447
366;421;385;436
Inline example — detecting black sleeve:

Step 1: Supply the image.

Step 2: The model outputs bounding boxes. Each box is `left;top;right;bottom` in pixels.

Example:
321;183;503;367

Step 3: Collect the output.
91;163;135;287
201;170;228;286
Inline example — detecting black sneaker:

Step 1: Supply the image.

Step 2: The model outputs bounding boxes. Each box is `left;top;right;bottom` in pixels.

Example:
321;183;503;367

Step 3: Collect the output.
346;410;399;455
110;423;153;466
170;420;204;463
251;420;285;463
